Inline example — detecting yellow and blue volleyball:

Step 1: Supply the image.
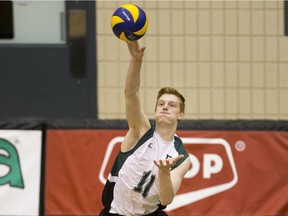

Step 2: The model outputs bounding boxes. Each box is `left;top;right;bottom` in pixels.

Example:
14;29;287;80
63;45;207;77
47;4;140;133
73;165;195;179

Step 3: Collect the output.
111;4;148;42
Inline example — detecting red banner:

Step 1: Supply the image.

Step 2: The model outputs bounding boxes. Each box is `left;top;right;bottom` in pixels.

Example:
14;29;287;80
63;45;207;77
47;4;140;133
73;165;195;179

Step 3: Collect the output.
45;129;288;215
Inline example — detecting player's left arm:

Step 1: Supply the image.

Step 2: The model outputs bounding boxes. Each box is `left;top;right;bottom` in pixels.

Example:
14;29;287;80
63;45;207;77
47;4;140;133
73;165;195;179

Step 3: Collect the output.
170;157;191;193
154;155;191;206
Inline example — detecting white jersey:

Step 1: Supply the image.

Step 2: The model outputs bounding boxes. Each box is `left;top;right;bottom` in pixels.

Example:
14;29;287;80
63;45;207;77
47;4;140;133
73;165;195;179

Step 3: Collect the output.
101;124;189;216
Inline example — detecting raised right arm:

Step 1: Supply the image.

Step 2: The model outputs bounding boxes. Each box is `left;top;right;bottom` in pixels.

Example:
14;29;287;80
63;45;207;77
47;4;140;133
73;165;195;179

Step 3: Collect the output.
121;41;150;152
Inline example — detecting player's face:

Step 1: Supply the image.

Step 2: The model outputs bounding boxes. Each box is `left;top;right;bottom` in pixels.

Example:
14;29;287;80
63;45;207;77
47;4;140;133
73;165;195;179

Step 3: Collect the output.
155;94;184;124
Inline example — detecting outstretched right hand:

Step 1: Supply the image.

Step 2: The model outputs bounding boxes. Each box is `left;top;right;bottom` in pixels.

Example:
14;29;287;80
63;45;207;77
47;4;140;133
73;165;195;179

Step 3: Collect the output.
127;41;146;60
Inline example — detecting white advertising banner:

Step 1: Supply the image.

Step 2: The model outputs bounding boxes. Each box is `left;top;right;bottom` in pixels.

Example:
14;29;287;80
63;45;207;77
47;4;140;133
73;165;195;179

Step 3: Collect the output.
0;130;42;215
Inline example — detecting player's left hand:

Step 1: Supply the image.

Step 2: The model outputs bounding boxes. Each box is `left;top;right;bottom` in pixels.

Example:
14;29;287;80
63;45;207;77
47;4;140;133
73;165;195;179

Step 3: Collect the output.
153;154;184;171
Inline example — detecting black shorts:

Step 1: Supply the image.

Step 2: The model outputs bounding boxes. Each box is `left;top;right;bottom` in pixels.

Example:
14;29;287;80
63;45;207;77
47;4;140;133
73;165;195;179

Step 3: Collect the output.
99;208;168;216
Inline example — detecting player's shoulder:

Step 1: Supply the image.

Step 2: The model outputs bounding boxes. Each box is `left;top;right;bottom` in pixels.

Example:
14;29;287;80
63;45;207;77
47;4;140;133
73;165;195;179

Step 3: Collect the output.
174;134;184;145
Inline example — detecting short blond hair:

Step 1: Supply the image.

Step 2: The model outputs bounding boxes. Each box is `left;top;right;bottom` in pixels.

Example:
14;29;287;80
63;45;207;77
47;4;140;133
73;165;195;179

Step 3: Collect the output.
155;87;185;113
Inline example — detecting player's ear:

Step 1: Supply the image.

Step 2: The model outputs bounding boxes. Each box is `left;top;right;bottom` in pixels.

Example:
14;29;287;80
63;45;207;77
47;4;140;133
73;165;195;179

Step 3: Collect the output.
178;112;184;120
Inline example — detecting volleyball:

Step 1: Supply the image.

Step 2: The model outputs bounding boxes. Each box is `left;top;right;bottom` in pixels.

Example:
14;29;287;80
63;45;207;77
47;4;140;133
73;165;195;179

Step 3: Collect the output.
111;4;148;42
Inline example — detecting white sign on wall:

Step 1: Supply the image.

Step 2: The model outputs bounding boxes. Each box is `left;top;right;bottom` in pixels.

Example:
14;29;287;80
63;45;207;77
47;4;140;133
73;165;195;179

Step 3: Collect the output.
0;0;65;44
0;130;42;215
